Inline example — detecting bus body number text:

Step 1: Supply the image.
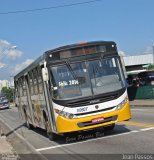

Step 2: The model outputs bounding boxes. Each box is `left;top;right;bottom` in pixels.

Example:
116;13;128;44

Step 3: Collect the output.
77;107;88;113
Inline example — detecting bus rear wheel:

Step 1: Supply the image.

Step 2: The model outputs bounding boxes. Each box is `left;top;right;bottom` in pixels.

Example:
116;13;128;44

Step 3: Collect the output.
103;124;115;131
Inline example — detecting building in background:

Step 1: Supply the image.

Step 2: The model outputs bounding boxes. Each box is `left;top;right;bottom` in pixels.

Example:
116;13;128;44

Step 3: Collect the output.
123;54;153;74
0;80;9;93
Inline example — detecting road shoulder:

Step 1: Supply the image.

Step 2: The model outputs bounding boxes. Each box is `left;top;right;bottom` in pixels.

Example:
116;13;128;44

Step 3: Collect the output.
0;119;47;160
130;99;154;107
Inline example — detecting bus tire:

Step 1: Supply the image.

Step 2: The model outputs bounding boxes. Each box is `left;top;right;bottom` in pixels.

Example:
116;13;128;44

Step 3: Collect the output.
25;115;31;129
103;124;115;131
24;111;33;129
43;116;56;141
47;131;56;141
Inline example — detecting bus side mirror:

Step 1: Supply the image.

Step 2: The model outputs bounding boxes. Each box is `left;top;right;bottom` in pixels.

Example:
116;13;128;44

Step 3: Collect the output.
42;68;49;81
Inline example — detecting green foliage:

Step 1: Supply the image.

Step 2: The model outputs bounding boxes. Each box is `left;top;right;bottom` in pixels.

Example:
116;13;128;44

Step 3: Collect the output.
1;87;14;102
148;64;154;70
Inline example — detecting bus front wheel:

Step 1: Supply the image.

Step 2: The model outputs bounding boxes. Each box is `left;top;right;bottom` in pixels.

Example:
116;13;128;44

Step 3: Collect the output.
47;131;56;141
24;112;33;129
44;118;56;141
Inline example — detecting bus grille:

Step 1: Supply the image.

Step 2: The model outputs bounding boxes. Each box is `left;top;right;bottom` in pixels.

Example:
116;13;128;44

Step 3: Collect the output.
67;94;118;107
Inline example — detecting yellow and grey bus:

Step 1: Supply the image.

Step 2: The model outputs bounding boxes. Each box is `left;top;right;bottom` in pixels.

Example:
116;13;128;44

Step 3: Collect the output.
14;41;131;140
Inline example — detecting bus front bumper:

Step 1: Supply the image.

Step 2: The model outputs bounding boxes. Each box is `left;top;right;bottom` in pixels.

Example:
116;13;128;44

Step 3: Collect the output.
56;102;131;134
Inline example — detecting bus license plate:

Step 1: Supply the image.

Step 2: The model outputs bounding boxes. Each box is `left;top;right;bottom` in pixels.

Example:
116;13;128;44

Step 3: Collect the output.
92;117;104;123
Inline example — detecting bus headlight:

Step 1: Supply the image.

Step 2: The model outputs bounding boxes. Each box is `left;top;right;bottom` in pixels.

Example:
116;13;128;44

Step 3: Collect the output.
54;109;76;119
116;97;129;110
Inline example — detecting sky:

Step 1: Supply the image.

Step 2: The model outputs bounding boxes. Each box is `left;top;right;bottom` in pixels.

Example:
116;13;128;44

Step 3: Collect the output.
0;0;154;80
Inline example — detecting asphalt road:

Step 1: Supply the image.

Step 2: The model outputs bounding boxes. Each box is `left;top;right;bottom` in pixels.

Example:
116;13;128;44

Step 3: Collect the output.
0;106;154;160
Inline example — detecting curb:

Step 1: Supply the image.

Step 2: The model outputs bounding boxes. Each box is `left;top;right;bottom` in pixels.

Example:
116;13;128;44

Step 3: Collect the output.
0;118;48;160
0;135;18;157
130;100;154;108
0;125;5;137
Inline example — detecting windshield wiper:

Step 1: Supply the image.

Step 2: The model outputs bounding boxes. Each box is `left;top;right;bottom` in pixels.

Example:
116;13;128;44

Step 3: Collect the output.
65;61;77;80
92;60;105;86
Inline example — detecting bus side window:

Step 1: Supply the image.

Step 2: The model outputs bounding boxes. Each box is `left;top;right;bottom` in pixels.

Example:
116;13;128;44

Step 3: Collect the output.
28;71;34;95
19;78;23;97
37;67;43;94
22;77;27;96
15;80;20;98
32;68;39;95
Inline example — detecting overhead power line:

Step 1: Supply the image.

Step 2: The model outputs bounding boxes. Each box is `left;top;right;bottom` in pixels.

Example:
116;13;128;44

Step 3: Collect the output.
0;0;102;15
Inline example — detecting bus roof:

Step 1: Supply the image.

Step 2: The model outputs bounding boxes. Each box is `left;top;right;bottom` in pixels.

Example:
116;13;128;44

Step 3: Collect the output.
45;41;116;54
14;41;117;80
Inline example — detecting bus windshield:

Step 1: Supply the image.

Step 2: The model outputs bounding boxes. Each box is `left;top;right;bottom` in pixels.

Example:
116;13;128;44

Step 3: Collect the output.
50;57;125;100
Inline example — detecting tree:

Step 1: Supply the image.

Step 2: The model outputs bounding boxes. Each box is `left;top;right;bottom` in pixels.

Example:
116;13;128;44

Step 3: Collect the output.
148;64;154;70
1;87;14;102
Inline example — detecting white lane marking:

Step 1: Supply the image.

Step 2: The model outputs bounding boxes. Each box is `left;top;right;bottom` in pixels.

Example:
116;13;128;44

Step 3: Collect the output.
36;130;139;152
36;127;154;152
140;127;154;131
131;130;139;133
